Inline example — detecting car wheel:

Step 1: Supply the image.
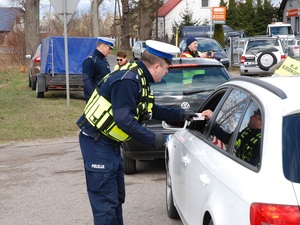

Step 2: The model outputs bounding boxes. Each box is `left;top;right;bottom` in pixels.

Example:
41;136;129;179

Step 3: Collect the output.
121;146;136;174
28;75;32;88
166;168;179;219
133;52;137;61
31;79;36;90
208;219;214;225
257;52;277;71
36;82;44;98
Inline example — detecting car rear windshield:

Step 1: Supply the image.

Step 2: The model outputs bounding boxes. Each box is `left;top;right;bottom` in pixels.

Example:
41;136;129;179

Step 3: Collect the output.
150;66;229;92
245;39;280;54
282;114;300;183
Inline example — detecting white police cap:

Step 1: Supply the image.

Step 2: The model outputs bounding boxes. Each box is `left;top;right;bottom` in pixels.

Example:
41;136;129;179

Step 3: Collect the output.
145;40;180;64
98;37;115;49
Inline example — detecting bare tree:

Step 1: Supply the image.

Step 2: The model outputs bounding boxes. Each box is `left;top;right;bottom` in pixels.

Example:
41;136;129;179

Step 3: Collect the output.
91;0;104;37
24;0;40;56
120;0;130;50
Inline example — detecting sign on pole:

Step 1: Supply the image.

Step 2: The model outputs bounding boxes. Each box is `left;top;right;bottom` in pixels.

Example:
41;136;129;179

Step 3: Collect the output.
49;0;80;24
49;0;80;109
212;7;226;24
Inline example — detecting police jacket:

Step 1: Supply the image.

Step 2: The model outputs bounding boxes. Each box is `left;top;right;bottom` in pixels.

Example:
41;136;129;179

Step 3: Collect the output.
77;60;185;145
211;124;261;166
82;49;111;101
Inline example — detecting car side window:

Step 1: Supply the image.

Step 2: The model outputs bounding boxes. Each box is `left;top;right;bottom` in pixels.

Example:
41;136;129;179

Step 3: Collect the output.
233;101;262;167
207;89;248;151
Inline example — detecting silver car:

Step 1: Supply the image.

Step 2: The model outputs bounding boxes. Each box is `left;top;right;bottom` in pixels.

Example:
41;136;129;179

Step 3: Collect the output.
240;36;287;76
132;40;146;60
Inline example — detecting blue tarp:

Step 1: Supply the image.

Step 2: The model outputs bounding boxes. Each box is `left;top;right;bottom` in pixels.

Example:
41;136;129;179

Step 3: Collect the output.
40;36;97;74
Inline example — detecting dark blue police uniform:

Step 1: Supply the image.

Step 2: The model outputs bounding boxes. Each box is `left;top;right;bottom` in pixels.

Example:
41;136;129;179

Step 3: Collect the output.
77;60;185;225
82;49;111;102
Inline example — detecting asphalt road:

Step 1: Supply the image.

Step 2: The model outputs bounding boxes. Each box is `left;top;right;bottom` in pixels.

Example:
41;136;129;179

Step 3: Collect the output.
0;137;183;225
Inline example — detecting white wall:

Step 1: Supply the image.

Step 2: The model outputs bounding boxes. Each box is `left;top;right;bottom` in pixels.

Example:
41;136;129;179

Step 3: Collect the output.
156;0;226;42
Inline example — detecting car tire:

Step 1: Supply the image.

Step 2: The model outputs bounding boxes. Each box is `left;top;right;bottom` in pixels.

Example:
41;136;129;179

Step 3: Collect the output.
31;79;36;90
133;52;137;61
36;83;44;98
166;168;179;219
208;219;214;225
257;52;277;71
121;146;136;174
28;75;32;88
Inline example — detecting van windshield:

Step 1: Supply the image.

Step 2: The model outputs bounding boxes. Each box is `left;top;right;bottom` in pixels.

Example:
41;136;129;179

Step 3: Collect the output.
270;26;293;35
282;114;300;183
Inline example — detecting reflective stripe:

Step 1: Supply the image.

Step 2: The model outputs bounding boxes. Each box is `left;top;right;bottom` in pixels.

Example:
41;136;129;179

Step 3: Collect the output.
83;62;154;142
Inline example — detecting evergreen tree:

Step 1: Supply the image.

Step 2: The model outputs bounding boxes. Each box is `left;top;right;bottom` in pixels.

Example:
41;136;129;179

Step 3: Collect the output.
171;3;200;44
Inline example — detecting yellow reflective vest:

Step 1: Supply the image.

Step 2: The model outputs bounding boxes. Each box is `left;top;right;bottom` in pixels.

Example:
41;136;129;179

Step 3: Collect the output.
83;63;154;142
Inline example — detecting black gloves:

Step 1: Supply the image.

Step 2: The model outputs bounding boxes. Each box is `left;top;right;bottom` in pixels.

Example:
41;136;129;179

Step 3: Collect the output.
153;133;166;149
184;110;198;121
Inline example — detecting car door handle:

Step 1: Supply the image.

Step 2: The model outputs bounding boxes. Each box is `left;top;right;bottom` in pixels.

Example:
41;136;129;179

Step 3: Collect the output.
182;155;191;166
199;173;210;186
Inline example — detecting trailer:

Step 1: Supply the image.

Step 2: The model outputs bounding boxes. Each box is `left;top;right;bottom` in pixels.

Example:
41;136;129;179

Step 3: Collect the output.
36;36;97;98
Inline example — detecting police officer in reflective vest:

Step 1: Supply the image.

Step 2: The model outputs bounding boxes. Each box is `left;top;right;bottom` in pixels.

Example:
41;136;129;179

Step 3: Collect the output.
202;109;262;167
76;40;197;225
82;37;115;102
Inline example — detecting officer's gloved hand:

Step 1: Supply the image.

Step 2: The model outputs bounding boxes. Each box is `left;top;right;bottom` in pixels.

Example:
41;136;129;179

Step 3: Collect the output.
184;110;198;121
153;133;166;149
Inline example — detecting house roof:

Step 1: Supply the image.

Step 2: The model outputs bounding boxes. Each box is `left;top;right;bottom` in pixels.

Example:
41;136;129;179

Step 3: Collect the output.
0;7;22;32
158;0;182;17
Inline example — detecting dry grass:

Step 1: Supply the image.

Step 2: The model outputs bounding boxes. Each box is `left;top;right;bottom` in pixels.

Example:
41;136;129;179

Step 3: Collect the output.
0;65;85;144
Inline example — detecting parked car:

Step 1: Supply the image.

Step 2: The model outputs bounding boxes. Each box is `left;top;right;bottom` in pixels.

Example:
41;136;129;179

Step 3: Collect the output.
231;37;247;65
179;37;229;69
240;36;287;76
25;44;41;90
165;76;300;225
122;57;231;174
288;38;300;58
132;40;146;60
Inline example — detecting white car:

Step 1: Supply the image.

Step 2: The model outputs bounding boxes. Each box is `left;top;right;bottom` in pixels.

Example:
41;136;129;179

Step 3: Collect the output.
165;76;300;225
288;38;300;58
132;40;146;60
240;36;287;76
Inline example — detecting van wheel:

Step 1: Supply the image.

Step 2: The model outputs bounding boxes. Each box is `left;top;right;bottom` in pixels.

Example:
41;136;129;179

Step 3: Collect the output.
257;52;277;71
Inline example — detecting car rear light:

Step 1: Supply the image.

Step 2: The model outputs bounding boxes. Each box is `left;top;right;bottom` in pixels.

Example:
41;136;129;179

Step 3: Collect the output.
240;55;246;64
34;54;41;62
281;54;286;61
294;46;300;49
250;203;300;225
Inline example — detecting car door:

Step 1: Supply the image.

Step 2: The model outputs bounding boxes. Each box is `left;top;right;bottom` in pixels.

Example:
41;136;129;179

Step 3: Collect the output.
184;88;263;224
170;130;190;220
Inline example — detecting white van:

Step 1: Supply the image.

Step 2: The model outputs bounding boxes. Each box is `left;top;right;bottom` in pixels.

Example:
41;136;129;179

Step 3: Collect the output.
267;22;295;39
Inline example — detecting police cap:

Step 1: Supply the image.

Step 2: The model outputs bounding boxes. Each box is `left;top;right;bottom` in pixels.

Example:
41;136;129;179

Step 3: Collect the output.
98;37;115;49
145;40;180;64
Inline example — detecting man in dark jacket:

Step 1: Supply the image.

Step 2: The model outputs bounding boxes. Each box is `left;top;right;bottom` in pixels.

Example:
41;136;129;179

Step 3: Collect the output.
82;37;115;102
77;40;197;225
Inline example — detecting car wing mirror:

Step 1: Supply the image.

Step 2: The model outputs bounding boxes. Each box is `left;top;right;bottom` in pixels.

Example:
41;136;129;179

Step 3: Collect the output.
25;54;32;60
162;120;189;130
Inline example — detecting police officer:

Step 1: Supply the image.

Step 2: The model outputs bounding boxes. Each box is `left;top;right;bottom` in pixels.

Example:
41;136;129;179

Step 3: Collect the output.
82;37;115;102
77;40;197;225
180;36;213;58
202;109;262;166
